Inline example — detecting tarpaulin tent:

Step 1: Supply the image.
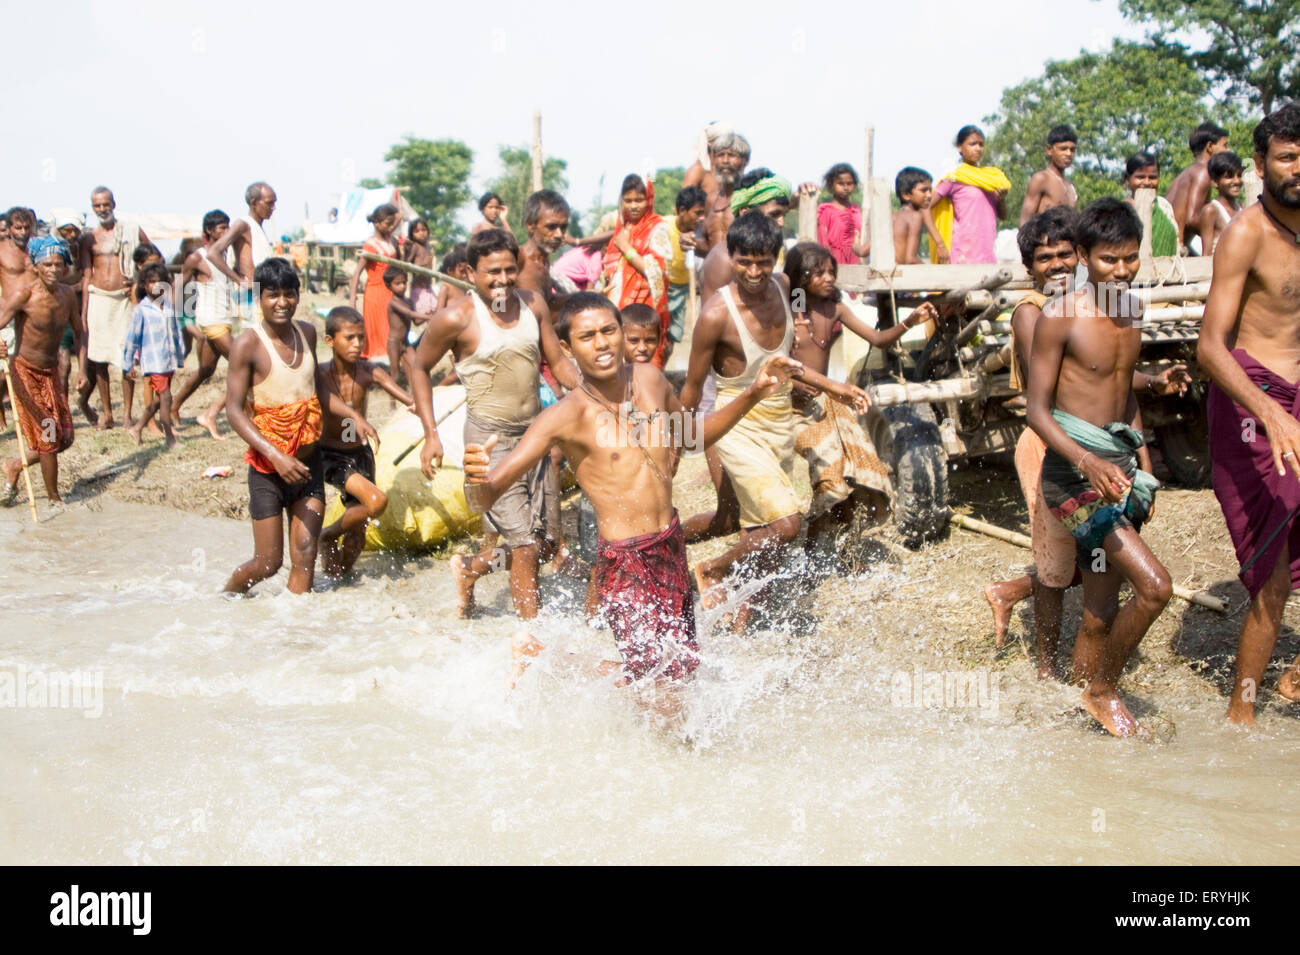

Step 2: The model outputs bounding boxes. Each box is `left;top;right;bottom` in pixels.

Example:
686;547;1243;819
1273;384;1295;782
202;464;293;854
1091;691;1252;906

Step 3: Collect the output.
308;188;417;245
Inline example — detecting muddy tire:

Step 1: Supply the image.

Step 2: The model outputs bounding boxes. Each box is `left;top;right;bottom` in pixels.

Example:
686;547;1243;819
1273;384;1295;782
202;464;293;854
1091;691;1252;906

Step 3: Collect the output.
1155;398;1210;488
868;403;950;548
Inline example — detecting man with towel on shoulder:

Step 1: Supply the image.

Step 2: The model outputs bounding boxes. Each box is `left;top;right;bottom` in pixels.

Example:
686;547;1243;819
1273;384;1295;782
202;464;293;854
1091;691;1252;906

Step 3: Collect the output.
77;186;148;429
1198;104;1300;727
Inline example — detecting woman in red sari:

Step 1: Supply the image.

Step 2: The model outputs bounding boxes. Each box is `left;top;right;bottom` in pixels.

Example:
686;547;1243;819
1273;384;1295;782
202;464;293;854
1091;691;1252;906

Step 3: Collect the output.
347;203;400;362
599;174;673;367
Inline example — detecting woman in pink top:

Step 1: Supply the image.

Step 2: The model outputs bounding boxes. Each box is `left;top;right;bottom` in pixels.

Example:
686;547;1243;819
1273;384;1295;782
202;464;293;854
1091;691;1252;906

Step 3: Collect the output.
932;126;1010;265
816;163;871;265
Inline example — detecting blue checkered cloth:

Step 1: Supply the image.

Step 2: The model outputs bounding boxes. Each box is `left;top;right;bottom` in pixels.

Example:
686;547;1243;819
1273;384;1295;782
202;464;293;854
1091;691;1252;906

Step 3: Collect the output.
123;297;185;375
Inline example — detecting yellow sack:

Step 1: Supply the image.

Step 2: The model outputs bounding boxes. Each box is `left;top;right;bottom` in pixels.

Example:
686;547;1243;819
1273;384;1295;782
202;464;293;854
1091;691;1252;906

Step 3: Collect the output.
322;386;481;551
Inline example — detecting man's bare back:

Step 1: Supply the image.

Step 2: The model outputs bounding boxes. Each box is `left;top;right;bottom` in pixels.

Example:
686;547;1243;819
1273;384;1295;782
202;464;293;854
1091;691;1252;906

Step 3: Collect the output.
1167;161;1212;246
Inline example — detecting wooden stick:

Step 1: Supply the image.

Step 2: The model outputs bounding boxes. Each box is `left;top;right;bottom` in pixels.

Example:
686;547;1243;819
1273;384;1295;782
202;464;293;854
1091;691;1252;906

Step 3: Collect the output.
687;250;698;332
797;188;818;242
1134;187;1156;276
392;394;469;466
860;124;874;251
868;177;895;271
950;513;1228;613
1;358;40;524
531;111;544;192
359;252;473;291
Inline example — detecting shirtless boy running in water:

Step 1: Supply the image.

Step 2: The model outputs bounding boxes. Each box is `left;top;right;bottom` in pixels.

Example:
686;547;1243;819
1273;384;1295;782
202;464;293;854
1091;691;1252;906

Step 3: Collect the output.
1026;198;1173;738
463;292;798;690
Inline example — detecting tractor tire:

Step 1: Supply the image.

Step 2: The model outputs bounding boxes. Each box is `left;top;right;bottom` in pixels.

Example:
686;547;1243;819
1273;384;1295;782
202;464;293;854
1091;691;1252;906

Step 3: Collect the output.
1155;397;1211;487
868;403;950;548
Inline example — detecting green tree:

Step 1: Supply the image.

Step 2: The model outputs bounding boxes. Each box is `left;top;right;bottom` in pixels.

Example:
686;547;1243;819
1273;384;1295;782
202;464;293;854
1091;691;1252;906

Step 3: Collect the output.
486;146;569;242
1116;0;1300;113
651;166;686;216
383;136;474;248
984;40;1231;224
357;177;384;189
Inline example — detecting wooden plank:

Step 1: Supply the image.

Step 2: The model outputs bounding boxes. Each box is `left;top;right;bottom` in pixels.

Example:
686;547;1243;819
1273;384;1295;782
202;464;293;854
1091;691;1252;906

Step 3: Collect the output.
531;111;543;192
868;177;894;271
1133;186;1156;274
838;255;1213;293
1243;165;1263;206
797;190;817;242
860;124;874;252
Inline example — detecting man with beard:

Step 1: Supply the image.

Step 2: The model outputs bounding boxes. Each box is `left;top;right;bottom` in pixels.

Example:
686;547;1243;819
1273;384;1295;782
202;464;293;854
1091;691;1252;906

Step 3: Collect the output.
0;207;34;293
1198;104;1300;727
698;132;750;254
77;187;149;429
516;190;570;301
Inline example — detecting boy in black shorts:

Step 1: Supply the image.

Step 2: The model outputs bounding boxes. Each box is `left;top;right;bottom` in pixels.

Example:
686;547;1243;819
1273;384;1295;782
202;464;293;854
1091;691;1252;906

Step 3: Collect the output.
318;306;415;577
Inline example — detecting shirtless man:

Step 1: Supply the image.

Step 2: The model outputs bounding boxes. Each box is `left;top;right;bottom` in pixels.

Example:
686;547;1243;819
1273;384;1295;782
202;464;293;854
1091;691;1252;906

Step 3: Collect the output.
409;228;579;621
697;132;750;255
516;190;570;302
171;210;234;438
682;121;733;201
0;207;34;294
463;292;798;700
683;212;869;629
984;207;1188;674
1018;125;1079;225
1197;104;1300;727
1026;197;1173;738
53;215;85;396
1166;122;1230;251
0;237;82;507
77;187;149;429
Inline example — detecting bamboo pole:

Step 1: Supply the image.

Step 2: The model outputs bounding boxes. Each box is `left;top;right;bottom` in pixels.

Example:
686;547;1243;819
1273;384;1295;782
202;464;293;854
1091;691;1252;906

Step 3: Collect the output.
860;124;874;253
1133;187;1156;276
1;358;40;523
868;178;895;271
360;251;473;291
950;513;1228;613
531;112;544;192
797;188;817;242
1242;166;1263;207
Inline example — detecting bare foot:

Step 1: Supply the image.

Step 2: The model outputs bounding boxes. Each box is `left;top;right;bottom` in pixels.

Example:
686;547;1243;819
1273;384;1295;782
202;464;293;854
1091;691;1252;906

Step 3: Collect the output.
1225;703;1256;727
164;432;178;449
729;601;753;634
694;565;727;610
1278;665;1300;703
319;538;344;578
196;410;225;440
127;423;144;446
507;631;544;691
77;396;99;426
983;580;1024;650
1081;685;1150;739
95;414;115;431
146;418;165;438
169;408;183;427
452;555;477;619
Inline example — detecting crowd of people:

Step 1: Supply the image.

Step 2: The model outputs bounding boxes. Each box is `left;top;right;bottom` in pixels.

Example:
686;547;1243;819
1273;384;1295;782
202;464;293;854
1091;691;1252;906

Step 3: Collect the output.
3;105;1300;734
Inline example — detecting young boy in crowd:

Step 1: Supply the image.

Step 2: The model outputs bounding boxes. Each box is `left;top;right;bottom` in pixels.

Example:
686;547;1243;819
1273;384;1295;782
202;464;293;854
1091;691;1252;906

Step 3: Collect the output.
123;263;185;448
892;168;948;264
222;258;375;596
317;306;415;577
1196;151;1244;255
1018;124;1079;224
783;242;937;548
1026;198;1174;738
0;236;81;508
382;265;424;382
621;303;662;364
664;185;708;362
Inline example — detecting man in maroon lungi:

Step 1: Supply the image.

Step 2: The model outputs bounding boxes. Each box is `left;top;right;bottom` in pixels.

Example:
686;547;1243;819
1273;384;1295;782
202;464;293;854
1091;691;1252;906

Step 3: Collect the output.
1198;103;1300;726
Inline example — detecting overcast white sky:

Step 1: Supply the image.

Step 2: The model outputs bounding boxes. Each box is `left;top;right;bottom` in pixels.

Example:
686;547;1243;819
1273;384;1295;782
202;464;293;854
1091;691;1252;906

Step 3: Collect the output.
5;0;1142;237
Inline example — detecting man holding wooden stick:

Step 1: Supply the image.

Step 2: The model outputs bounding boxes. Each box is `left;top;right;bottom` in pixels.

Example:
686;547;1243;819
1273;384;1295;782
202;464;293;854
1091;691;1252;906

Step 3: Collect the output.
0;236;82;509
409;228;579;619
1198;104;1300;727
